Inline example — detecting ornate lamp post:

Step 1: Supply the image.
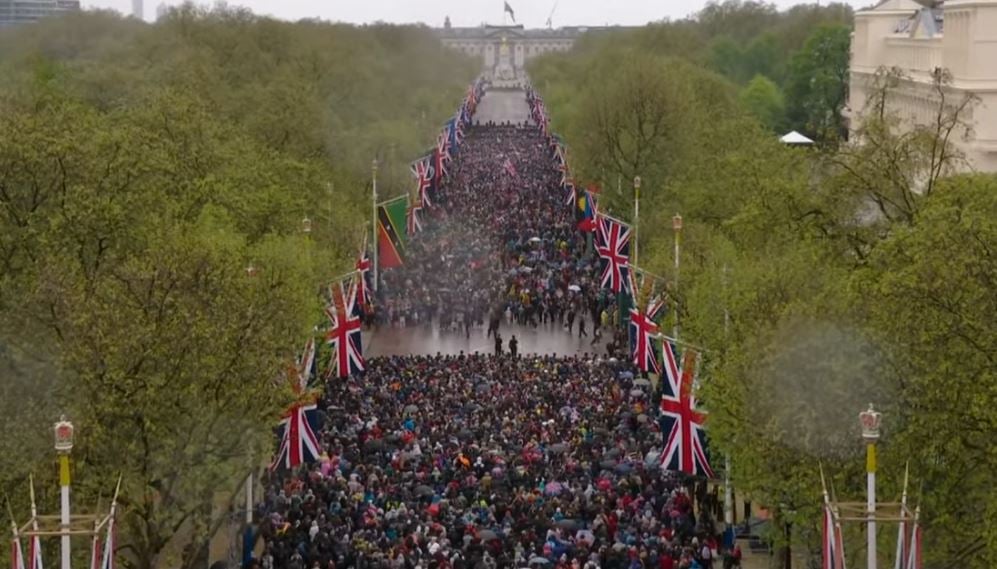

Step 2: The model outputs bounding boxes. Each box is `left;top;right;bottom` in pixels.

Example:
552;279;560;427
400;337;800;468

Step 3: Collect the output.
54;416;74;569
672;213;683;338
633;175;641;268
301;216;312;234
860;404;883;569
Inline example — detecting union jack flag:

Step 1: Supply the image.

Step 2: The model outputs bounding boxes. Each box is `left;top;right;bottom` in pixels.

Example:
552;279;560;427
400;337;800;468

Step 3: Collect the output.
502;157;518;178
90;501;116;569
553;145;568;186
355;245;372;313
630;296;665;374
659;344;714;477
411;157;436;208
905;510;921;569
27;526;41;569
822;504;846;569
407;199;423;236
11;534;25;569
564;180;577;208
595;215;632;293
325;278;365;378
433;133;451;183
272;338;322;469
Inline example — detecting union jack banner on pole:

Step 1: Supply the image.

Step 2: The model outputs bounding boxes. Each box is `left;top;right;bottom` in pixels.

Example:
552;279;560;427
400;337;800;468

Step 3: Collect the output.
11;533;26;569
325;278;365;378
407;199;423;236
272;338;321;469
595;215;632;294
822;504;846;569
355;241;372;313
659;344;714;477
411;156;436;208
905;508;922;569
630;296;665;374
93;495;117;569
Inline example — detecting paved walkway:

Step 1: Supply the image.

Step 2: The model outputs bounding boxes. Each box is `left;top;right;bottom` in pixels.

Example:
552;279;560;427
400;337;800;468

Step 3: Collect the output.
366;320;609;358
473;87;531;124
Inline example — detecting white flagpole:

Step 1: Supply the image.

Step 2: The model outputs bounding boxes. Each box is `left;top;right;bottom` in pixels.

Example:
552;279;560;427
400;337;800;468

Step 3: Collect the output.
672;214;682;339
895;463;910;569
371;158;379;292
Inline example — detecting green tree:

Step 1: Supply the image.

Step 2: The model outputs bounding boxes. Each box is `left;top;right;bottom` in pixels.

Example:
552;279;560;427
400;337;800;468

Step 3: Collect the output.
739;74;786;131
784;24;851;142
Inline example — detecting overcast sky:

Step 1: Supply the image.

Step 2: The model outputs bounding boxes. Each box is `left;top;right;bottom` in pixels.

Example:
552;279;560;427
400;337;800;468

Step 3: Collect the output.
85;0;870;26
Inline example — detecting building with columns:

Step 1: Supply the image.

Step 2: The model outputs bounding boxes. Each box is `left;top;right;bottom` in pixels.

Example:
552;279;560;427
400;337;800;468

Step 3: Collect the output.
850;0;997;171
436;21;621;86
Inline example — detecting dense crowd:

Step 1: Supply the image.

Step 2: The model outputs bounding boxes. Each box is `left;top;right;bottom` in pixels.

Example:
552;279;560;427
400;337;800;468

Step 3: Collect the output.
255;354;729;569
251;95;733;568
376;121;617;340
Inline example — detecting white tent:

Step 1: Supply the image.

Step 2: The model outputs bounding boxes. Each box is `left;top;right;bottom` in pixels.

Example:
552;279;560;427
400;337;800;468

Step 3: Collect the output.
780;131;815;145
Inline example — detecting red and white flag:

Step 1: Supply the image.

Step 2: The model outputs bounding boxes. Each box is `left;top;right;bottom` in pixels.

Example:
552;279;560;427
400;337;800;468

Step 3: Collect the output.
822;504;846;569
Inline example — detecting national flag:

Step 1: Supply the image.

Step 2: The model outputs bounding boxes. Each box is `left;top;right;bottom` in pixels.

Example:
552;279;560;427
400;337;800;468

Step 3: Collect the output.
27;527;41;569
377;196;407;269
553;145;568;186
411;156;436;208
95;504;116;569
564;180;577;208
595;215;632;293
11;534;26;569
355;246;372;313
659;344;714;477
407;199;423;236
271;338;322;469
576;190;597;232
504;1;516;23
502;157;518;178
629;296;665;374
822;504;846;569
905;509;921;569
433;134;451;183
325;278;365;378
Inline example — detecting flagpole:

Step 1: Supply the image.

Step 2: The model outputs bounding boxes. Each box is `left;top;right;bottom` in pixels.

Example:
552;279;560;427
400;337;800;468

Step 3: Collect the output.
722;264;734;548
633;176;641;269
372;158;379;293
895;463;910;569
672;214;682;339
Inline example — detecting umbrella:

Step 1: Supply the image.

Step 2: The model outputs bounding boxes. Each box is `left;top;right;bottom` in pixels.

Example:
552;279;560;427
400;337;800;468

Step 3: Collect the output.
404;404;419;414
364;439;385;450
600;459;617;469
544;481;564;495
614;463;633;474
637;414;649;423
630;389;644;398
634;378;651;387
415;485;434;497
458;429;474;439
605;448;622;458
529;237;542;242
476;383;491;393
529;557;551;565
618;371;634;380
548;443;569;454
478;529;500;541
555;519;579;530
567;285;581;292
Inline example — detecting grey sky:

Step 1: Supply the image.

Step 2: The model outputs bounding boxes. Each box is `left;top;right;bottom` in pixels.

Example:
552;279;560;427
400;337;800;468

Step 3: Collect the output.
87;0;870;26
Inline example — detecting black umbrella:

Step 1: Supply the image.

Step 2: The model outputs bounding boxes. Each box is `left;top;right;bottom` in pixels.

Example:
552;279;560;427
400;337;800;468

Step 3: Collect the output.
478;529;500;541
415;485;434;497
548;443;569;454
555;519;580;530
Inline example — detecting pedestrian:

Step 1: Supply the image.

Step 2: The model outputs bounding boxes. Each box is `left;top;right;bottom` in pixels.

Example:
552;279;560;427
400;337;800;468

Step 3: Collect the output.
579;316;588;338
494;333;503;356
509;335;518;358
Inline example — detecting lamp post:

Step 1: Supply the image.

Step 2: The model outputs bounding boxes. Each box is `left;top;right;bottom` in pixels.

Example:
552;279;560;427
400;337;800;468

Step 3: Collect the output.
54;416;74;569
860;404;882;569
371;158;379;292
301;217;312;235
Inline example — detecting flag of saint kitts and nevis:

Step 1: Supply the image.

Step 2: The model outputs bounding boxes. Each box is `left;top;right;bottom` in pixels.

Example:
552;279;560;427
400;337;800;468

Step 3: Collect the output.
377;195;408;269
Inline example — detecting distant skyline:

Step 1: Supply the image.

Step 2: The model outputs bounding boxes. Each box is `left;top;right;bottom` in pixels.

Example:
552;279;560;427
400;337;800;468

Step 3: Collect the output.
86;0;872;26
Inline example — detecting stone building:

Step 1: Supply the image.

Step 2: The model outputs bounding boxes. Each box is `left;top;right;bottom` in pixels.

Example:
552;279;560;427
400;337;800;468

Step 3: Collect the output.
436;21;619;86
0;0;79;27
850;0;997;171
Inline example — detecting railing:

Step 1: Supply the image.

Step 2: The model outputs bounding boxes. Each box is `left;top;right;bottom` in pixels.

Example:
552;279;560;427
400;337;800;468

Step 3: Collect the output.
880;36;944;77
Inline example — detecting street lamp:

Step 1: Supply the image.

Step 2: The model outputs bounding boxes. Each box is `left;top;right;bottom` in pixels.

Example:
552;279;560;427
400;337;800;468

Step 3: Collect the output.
301;217;313;234
672;213;683;338
245;263;259;278
54;416;74;569
633;176;641;267
860;404;882;569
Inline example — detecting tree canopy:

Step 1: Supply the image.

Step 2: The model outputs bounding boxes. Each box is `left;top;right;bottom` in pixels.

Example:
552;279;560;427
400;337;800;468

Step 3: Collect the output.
0;6;475;568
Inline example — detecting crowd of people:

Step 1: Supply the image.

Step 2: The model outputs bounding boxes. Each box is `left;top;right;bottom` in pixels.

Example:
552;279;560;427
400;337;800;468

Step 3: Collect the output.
251;93;735;568
376;120;618;342
255;354;733;569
